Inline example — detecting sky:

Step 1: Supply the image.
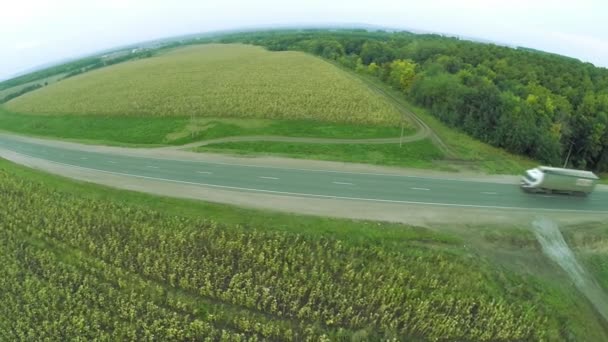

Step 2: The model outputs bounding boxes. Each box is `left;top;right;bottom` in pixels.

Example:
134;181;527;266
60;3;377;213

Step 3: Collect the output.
1;0;607;80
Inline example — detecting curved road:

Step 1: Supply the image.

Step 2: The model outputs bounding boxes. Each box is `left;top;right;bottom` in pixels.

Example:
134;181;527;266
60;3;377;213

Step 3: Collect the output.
0;134;606;213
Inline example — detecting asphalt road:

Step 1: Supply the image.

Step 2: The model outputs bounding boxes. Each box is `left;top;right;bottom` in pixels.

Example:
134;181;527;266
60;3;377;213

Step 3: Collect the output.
0;135;606;213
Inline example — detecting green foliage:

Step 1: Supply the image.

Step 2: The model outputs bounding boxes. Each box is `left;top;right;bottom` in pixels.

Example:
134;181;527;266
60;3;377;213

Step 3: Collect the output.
6;44;402;126
196;139;443;169
387;59;417;92
0;159;586;340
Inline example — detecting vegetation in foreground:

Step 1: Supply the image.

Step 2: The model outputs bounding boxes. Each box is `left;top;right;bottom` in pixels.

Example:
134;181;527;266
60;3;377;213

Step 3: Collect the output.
5;44;403;126
564;223;608;293
196;139;444;170
1;158;606;341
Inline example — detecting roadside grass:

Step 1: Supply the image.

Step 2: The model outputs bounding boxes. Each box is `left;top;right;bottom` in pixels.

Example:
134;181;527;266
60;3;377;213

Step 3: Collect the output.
0;108;409;146
446;221;608;340
600;174;608;184
562;222;608;292
401;101;537;174
1;156;606;340
195;139;446;170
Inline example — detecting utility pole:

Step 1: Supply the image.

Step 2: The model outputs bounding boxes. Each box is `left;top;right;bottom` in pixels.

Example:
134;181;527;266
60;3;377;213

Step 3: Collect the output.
400;121;404;148
563;141;574;168
191;109;195;138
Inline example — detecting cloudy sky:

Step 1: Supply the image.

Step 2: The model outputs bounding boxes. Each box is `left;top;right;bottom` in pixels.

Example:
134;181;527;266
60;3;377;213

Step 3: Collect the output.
1;0;607;80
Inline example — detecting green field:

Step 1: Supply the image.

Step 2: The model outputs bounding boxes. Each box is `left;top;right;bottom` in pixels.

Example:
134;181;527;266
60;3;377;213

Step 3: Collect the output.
1;157;607;340
6;44;403;125
0;108;406;146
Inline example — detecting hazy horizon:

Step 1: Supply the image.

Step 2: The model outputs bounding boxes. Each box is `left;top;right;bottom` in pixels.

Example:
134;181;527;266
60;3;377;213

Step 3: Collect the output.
1;0;607;81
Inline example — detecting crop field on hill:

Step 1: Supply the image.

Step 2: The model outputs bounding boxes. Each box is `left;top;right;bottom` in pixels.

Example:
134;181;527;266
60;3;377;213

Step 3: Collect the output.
6;44;403;125
1;158;607;341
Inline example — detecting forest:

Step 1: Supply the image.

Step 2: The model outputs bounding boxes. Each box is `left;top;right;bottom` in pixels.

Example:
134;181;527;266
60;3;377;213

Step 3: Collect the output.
220;29;608;172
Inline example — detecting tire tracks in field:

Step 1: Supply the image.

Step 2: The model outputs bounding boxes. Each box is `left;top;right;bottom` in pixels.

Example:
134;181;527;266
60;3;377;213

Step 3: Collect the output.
351;73;455;158
160;129;428;150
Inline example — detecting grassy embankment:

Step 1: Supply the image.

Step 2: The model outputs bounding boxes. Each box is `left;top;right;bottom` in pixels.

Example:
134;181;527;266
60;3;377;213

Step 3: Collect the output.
0;108;406;146
1;157;607;340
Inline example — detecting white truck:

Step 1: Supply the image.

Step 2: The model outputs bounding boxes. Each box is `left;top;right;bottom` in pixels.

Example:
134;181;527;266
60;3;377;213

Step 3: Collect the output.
520;166;599;196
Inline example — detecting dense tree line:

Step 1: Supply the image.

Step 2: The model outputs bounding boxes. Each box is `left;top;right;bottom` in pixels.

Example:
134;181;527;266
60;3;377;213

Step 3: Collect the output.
1;83;43;103
62;50;154;79
0;57;101;91
220;30;608;172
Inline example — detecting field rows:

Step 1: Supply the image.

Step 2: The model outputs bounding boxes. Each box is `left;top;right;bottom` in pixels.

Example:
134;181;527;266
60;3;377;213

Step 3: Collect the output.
7;44;403;126
0;161;569;340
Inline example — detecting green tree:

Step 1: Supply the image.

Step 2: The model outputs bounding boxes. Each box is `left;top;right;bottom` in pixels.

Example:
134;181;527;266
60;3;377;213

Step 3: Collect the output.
388;59;417;92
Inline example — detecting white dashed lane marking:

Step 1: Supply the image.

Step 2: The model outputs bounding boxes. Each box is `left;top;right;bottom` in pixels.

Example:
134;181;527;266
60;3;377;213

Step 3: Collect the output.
259;176;279;180
333;181;354;185
411;187;430;191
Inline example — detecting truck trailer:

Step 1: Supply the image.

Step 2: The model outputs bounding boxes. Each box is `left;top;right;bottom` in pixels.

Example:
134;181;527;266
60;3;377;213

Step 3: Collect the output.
520;166;599;195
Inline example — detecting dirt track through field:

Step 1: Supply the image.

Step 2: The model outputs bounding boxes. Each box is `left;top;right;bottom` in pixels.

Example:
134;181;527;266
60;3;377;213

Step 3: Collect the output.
161;128;429;150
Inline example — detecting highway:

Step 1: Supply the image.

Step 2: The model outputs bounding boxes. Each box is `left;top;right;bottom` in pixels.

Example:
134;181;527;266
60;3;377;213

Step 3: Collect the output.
0;134;606;213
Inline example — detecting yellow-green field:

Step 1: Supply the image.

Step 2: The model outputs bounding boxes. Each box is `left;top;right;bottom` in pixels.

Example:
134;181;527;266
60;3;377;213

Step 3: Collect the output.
6;44;402;125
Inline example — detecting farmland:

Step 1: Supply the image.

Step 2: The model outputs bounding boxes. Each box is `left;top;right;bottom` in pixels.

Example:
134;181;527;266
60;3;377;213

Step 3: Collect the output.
6;44;403;125
1;157;607;340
